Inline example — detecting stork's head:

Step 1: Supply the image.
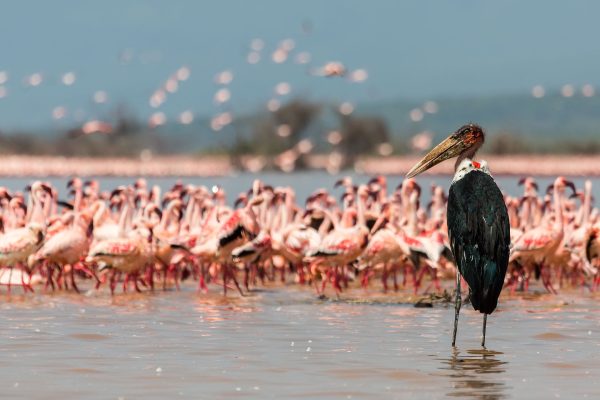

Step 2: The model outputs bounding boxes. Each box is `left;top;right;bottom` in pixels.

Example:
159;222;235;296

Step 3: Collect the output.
406;124;484;178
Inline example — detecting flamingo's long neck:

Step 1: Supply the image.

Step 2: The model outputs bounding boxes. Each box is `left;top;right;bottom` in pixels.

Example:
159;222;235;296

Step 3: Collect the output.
379;183;388;204
317;212;332;236
190;199;202;229
407;192;419;237
508;203;519;229
26;191;34;224
520;199;531;230
532;198;543;227
152;187;161;207
319;207;339;231
400;187;410;218
93;200;108;227
183;196;195;230
42;192;53;222
283;194;293;227
244;201;259;225
582;180;592;226
73;185;83;227
356;193;366;229
117;197;132;238
553;183;564;235
29;189;46;226
265;204;276;232
274;201;288;232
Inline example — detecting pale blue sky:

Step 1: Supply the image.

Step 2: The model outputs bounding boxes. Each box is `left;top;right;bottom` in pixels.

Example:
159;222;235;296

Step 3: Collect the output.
0;0;598;129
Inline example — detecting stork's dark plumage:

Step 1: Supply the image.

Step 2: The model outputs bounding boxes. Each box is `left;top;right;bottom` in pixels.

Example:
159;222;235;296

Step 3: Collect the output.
447;167;510;314
406;124;510;347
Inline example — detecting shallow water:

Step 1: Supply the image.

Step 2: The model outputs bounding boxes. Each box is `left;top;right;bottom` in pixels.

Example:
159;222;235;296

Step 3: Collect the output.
2;171;600;206
1;285;599;399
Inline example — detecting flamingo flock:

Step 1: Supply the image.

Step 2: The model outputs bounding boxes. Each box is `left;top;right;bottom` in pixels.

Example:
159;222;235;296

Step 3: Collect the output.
0;175;598;297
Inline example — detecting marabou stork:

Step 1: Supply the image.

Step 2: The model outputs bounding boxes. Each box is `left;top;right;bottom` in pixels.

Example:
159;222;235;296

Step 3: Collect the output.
406;124;510;347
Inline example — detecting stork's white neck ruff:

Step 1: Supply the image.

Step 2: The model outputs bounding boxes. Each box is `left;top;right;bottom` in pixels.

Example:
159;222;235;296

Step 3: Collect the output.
452;159;491;183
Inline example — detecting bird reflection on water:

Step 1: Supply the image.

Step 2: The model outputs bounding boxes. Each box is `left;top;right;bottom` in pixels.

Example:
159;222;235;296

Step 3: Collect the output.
439;348;508;399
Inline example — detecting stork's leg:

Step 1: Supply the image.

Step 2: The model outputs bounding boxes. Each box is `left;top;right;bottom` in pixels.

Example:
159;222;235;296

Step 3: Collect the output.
452;270;462;347
481;313;488;348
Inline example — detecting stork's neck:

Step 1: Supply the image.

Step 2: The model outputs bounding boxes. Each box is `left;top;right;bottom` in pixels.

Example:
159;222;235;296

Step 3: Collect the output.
455;146;479;171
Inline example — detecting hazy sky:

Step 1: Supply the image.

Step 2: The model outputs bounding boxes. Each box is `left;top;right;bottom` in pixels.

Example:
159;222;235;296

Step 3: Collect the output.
1;0;599;129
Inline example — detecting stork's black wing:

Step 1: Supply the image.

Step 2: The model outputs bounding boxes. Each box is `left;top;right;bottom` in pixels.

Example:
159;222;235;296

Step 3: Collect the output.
447;170;510;314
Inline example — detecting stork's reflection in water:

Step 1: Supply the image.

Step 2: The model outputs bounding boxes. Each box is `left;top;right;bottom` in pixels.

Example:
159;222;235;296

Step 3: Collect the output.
440;348;508;400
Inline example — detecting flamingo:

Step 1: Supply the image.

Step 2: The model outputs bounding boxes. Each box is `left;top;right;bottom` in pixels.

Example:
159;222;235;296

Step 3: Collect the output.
359;203;411;292
509;177;575;293
0;182;52;293
307;185;370;296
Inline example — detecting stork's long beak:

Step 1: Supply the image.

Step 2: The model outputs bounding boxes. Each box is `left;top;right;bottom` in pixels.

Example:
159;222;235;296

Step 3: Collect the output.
406;134;468;178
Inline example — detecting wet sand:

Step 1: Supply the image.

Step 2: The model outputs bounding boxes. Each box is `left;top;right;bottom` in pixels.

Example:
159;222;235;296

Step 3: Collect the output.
1;283;599;399
0;155;232;177
0;155;599;177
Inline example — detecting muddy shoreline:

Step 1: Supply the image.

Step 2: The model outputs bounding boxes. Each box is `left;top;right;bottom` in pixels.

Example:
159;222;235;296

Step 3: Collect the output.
0;154;597;177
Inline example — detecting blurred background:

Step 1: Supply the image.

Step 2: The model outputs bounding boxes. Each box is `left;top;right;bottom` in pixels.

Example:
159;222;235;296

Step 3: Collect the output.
1;0;599;173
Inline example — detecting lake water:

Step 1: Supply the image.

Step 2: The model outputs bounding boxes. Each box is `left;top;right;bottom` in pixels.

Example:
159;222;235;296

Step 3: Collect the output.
2;171;600;205
0;285;599;399
0;172;599;399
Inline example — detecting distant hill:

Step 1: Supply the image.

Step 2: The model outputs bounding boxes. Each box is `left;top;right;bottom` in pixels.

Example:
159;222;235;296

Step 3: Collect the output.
152;92;600;153
9;92;600;156
358;92;600;141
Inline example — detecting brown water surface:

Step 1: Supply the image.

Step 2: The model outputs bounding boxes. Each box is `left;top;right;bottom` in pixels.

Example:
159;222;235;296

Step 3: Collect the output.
1;286;599;399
